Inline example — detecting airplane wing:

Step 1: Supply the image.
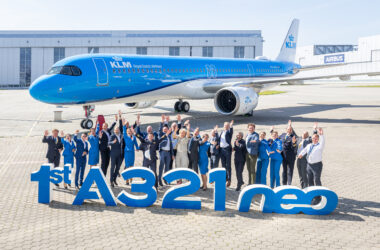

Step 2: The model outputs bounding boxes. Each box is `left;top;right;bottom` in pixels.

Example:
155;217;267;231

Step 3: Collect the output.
202;60;380;93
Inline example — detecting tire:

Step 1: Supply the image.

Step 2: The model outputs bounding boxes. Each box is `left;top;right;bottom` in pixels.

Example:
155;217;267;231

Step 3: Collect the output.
80;119;86;129
181;102;190;112
85;119;93;129
174;101;182;112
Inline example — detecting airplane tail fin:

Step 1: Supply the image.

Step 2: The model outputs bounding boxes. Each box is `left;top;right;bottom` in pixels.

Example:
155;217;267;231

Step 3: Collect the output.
276;19;299;62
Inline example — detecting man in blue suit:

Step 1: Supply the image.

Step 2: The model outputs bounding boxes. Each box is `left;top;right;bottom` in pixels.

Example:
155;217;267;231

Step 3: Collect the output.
219;120;234;187
158;116;174;186
109;126;123;187
73;131;89;189
136;130;169;189
135;113;158;141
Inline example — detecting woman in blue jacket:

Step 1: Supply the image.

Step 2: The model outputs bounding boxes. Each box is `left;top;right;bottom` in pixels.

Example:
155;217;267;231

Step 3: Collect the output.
60;131;76;189
198;134;211;191
88;127;100;167
123;124;139;185
256;132;273;185
269;131;283;188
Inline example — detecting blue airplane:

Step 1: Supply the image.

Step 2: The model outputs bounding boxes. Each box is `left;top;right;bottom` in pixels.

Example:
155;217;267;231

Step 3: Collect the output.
29;19;371;129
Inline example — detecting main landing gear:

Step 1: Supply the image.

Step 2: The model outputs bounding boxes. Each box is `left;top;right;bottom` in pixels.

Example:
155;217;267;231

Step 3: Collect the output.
174;100;190;113
80;105;95;129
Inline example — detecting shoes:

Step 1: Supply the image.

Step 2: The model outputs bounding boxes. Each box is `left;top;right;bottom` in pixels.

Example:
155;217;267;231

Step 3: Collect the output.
159;181;163;187
79;183;82;187
114;180;118;186
75;186;79;190
111;183;115;188
226;181;231;187
64;186;68;190
235;186;241;192
54;183;59;187
126;180;130;186
68;184;71;187
202;187;207;191
164;180;168;185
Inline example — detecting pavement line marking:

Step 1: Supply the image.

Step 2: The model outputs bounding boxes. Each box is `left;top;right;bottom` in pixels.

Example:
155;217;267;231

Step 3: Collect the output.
27;106;47;138
0;106;47;176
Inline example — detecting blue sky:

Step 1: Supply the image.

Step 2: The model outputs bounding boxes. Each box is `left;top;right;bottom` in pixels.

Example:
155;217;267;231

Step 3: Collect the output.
1;0;379;58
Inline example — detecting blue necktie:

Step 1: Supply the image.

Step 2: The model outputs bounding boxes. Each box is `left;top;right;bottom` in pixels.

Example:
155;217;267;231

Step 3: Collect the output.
308;143;318;155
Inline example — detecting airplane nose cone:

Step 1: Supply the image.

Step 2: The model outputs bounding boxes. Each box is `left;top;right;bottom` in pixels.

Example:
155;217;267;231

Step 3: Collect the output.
29;80;42;101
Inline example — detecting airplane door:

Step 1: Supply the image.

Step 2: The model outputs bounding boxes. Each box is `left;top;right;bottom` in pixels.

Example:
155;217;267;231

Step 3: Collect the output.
248;64;254;77
92;58;109;86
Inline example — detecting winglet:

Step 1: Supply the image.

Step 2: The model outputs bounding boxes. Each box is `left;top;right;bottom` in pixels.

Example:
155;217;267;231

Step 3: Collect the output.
276;19;299;62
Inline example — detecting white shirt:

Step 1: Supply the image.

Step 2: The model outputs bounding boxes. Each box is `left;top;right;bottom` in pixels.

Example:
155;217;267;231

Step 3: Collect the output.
220;131;228;148
300;135;325;164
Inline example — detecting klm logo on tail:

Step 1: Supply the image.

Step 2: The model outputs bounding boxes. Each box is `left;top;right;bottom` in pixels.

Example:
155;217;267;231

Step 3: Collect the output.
285;34;296;49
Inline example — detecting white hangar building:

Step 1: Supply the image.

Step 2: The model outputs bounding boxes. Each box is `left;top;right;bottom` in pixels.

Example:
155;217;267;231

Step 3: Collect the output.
0;30;263;87
296;34;380;81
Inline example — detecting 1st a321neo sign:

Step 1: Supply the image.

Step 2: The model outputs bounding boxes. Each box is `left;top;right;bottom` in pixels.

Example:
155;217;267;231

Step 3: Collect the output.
31;164;338;215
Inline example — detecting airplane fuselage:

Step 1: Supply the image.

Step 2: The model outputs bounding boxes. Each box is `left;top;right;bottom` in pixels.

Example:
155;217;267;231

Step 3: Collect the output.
29;54;299;105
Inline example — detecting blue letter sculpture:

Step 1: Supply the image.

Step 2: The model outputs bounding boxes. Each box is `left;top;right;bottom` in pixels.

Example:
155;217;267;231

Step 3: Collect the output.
237;185;338;215
117;167;157;207
31;164;53;204
72;167;116;206
162;168;201;209
209;168;226;211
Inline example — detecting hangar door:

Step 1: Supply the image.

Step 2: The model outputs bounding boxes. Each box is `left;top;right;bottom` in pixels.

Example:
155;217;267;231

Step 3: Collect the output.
92;58;109;86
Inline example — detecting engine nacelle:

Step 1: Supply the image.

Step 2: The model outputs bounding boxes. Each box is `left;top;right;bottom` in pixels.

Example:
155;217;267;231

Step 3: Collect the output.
214;87;259;115
125;101;157;109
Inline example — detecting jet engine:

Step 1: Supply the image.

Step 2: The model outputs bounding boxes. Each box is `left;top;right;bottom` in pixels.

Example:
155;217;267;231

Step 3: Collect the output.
214;87;259;115
125;101;157;109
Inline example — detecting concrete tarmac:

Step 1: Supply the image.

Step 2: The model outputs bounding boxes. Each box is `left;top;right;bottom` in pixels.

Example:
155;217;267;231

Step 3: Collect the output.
0;81;379;249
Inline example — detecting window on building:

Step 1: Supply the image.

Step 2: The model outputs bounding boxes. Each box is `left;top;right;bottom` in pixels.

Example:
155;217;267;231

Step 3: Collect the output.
202;46;213;57
20;48;31;87
136;47;147;55
54;47;65;63
234;46;245;58
169;47;180;56
88;47;99;53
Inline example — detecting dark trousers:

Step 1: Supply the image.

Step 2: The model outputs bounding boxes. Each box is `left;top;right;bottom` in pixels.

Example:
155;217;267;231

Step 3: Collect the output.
282;154;296;185
75;157;86;187
246;154;258;184
210;154;220;169
100;149;110;176
158;151;171;183
48;154;60;168
234;160;245;186
110;154;122;183
307;161;323;187
297;157;308;189
169;149;177;170
144;159;158;188
220;148;232;181
188;154;199;173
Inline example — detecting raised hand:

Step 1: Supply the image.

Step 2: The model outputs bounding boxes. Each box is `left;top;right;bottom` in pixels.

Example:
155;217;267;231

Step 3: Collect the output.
214;125;219;131
75;130;79;134
230;120;234;126
166;128;172;136
288;120;292;127
115;114;118;121
118;110;122;118
177;114;181;121
318;127;323;135
44;130;49;136
270;125;274;131
313;122;318;130
165;115;170;122
161;114;165;122
60;131;64;137
184;120;190;126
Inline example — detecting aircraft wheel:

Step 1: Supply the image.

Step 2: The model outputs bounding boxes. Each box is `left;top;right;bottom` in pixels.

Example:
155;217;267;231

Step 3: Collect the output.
84;119;94;129
80;119;86;129
174;101;182;112
181;102;190;112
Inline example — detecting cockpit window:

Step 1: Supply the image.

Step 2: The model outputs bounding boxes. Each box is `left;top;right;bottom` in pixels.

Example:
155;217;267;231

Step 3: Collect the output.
47;65;82;76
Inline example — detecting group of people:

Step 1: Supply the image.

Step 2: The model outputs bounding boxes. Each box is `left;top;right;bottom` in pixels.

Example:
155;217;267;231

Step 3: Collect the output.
42;112;325;193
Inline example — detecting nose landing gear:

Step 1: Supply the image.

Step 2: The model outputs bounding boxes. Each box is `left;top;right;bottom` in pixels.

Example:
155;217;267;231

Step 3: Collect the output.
174;100;190;113
81;105;95;129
